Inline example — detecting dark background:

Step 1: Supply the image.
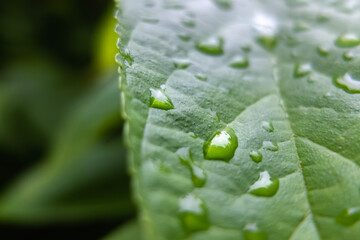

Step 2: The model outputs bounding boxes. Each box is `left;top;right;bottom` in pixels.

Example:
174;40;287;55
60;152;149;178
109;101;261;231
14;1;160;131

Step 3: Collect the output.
0;0;134;239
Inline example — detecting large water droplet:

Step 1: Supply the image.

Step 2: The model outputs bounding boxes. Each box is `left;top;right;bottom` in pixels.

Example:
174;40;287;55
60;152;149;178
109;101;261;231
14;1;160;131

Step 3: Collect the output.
176;147;206;187
335;34;360;48
203;127;238;161
253;13;278;50
173;58;191;69
336;207;360;226
249;171;279;197
334;73;360;93
294;63;312;78
230;56;249;69
262;141;278;151
195;37;224;55
250;150;263;163
149;88;174;110
243;224;268;240
179;194;210;235
261;121;274;132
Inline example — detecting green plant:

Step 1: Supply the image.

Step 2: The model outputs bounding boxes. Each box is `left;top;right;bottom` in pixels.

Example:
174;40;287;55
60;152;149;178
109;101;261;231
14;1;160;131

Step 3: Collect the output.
115;0;360;239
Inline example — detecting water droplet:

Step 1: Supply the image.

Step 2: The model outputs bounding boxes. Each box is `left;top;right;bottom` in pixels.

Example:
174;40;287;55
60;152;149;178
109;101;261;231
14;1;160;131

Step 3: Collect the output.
243;224;268;240
317;45;330;57
336;207;360;226
252;13;278;50
317;13;330;22
173;58;191;69
250;150;262;163
176;147;192;165
230;56;249;69
213;0;232;10
203;127;238;162
261;121;274;132
195;36;224;55
195;73;208;81
262;141;278;151
293;21;309;32
343;51;355;61
241;45;252;53
206;108;219;121
334;73;360;93
121;48;134;67
178;33;191;41
191;165;207;187
149;88;174;110
181;17;196;28
294;63;312;78
249;171;279;197
188;132;198;138
335;34;360;48
179;194;210;235
141;17;159;24
176;148;206;187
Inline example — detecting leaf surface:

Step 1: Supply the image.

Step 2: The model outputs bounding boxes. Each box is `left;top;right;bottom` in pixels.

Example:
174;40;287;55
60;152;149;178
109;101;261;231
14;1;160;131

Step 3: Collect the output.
116;0;360;239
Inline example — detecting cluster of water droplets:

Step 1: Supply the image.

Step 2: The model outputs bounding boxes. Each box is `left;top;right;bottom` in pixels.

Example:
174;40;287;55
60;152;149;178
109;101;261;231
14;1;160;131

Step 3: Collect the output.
134;1;360;237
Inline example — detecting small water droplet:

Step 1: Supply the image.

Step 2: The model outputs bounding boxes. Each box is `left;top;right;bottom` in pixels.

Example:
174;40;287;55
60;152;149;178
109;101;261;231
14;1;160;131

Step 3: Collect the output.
176;148;206;187
188;132;198;138
213;0;232;10
149;88;174;110
293;21;309;32
261;121;274;132
141;16;159;24
178;33;191;41
195;73;208;81
294;63;312;78
249;171;279;197
317;13;330;22
253;13;278;50
121;48;134;67
203;127;238;162
230;56;249;69
250;150;262;163
181;17;196;28
195;36;224;55
336;207;360;226
317;45;330;57
241;45;252;53
243;224;268;240
334;73;360;93
173;58;191;69
191;165;207;187
179;194;210;235
335;34;360;48
206;108;219;121
343;51;355;61
262;141;278;151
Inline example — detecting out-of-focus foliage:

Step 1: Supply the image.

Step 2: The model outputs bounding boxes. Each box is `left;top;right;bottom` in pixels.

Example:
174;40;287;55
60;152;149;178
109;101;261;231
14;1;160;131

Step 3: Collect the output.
0;0;136;239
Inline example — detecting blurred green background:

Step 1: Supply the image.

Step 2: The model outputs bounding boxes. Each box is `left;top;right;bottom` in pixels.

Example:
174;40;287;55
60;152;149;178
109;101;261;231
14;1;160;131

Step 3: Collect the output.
0;0;135;239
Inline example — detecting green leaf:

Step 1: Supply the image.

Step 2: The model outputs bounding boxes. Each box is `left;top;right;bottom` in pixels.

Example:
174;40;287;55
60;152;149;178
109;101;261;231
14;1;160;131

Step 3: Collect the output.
116;0;360;239
0;74;134;223
103;220;141;240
